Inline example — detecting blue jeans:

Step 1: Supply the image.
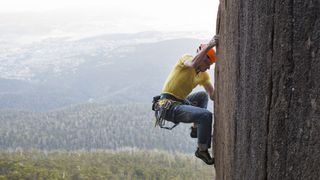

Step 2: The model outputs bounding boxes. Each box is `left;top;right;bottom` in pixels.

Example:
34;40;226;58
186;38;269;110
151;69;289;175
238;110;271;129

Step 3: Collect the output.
164;91;212;149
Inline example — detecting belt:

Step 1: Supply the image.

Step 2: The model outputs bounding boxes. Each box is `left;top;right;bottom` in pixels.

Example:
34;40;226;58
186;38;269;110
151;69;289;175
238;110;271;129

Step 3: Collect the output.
160;93;184;103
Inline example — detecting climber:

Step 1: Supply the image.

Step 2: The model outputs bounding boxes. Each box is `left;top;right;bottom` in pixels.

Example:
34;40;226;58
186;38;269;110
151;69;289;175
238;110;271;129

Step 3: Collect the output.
152;35;219;165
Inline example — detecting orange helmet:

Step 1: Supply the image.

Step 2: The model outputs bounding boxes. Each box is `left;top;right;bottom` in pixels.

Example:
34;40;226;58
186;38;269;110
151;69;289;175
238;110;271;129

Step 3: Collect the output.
207;48;216;64
198;44;217;64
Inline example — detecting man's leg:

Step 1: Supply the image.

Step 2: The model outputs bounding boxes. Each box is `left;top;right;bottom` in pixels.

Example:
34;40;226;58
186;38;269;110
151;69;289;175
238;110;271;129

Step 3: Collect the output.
166;104;212;150
186;91;209;109
166;104;213;165
186;92;211;149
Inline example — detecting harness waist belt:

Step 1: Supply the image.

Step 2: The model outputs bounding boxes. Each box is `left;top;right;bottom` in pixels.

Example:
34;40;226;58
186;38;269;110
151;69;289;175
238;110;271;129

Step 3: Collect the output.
160;93;184;103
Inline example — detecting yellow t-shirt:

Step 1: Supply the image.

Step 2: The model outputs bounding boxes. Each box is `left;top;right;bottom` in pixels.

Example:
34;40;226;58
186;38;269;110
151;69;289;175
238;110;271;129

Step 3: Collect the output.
162;54;211;100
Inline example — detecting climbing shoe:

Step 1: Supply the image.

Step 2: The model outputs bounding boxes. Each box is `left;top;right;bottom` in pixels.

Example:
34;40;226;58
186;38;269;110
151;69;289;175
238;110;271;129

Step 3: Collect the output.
190;126;197;138
195;148;215;165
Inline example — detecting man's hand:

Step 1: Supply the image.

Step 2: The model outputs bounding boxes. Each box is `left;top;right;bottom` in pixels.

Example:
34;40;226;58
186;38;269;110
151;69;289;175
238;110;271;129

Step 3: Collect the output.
209;91;215;101
191;35;219;68
208;35;219;48
204;83;215;101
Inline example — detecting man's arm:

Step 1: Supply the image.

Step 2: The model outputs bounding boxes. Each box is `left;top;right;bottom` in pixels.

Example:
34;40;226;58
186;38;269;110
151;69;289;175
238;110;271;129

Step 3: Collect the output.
204;83;215;101
192;35;219;65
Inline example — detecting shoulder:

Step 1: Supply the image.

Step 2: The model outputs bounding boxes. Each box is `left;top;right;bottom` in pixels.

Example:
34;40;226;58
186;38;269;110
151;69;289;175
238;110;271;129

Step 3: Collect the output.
177;54;194;66
179;54;193;62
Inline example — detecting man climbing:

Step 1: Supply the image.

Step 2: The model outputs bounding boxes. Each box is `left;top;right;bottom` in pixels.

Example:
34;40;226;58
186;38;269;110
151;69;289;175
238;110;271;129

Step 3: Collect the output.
152;35;218;165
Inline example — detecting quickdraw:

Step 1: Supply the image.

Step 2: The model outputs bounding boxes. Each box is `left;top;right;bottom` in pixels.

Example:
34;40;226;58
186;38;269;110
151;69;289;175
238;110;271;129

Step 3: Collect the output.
152;97;180;130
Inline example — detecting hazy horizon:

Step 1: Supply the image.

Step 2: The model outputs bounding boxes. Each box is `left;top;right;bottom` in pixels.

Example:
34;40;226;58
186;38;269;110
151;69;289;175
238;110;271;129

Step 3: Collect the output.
0;0;219;44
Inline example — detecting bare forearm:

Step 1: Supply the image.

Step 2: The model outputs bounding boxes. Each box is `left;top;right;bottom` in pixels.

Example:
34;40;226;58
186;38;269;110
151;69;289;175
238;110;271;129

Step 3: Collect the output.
193;45;215;64
192;36;218;64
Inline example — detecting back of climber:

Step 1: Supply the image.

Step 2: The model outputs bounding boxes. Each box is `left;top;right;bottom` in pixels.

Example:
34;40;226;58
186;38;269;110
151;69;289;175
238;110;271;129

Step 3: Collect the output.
153;35;219;165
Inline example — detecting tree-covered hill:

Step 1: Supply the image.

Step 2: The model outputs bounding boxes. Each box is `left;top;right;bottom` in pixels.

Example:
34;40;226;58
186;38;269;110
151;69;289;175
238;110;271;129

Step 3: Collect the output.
0;103;199;153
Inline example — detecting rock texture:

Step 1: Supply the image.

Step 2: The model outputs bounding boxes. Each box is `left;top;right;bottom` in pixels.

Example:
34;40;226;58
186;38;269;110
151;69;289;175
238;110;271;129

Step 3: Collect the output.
214;0;320;179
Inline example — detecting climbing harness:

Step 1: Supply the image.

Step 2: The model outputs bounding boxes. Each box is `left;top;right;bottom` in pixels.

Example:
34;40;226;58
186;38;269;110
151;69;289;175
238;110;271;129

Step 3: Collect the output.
152;95;181;130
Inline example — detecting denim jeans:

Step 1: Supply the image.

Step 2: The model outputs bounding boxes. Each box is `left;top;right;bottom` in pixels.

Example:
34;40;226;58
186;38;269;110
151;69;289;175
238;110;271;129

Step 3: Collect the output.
164;91;212;149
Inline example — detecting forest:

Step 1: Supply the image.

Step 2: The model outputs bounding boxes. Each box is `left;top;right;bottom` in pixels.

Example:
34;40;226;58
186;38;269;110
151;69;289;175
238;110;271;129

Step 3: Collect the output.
0;103;197;153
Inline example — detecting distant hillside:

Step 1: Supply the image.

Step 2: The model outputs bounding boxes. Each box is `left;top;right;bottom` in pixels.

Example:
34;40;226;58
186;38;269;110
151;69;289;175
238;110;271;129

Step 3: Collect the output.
0;150;215;179
0;103;200;153
0;32;206;111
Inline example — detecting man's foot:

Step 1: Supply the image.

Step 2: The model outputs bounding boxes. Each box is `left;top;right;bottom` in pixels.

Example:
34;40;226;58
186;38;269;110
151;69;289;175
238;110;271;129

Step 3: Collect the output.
190;126;197;138
195;148;214;165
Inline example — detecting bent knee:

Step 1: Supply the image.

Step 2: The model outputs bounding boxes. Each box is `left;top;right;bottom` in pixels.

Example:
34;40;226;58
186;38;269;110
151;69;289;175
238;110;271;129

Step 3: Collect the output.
198;91;209;101
194;111;212;123
202;112;212;122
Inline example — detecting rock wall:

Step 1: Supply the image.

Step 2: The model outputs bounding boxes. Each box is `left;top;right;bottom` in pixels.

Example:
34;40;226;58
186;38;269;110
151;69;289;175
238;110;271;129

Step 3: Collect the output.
214;0;320;179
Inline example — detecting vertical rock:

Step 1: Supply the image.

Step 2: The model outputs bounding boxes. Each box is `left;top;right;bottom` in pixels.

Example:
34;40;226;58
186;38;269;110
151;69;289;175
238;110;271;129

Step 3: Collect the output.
214;0;320;179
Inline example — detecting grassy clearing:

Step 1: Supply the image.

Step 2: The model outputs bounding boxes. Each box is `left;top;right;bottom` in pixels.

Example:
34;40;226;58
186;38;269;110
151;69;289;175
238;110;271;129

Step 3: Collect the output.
0;149;215;180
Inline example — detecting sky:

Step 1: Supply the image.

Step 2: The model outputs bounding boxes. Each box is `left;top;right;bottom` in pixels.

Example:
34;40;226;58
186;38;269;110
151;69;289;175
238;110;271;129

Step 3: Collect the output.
0;0;219;42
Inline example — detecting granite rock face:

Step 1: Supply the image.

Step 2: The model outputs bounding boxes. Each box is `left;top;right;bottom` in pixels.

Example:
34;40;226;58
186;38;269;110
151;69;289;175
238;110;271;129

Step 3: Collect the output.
214;0;320;179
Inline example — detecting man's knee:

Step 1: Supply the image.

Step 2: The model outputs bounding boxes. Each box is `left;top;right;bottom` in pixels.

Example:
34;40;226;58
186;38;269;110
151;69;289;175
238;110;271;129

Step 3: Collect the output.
190;91;208;107
197;91;209;101
203;111;212;123
194;111;212;123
